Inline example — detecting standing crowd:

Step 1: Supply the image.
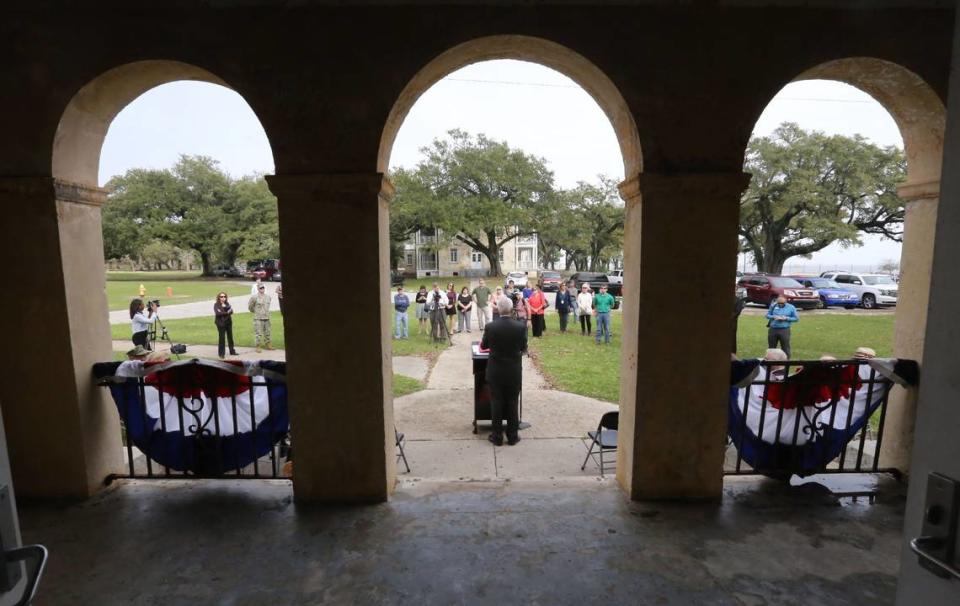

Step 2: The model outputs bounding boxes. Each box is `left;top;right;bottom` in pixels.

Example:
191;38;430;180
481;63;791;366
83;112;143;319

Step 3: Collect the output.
391;277;619;345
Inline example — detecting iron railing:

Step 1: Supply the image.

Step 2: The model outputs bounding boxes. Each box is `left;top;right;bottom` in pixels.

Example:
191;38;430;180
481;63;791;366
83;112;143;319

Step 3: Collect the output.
96;360;289;481
724;358;899;478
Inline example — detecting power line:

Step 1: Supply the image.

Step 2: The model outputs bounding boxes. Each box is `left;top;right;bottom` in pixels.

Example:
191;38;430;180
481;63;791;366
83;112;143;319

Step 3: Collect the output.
775;97;875;104
443;77;878;104
443;77;579;89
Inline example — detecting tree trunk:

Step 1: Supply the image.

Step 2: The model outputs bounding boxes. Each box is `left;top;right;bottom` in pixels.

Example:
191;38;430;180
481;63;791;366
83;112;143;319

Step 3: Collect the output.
200;251;212;276
763;255;787;275
486;250;502;277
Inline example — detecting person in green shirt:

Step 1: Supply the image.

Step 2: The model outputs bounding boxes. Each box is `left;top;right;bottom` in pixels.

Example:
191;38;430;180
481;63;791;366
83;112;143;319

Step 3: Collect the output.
593;284;616;344
471;278;493;331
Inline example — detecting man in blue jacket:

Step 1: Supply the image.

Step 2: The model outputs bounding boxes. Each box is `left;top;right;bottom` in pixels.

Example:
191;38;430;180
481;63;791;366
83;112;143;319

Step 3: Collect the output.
766;295;799;357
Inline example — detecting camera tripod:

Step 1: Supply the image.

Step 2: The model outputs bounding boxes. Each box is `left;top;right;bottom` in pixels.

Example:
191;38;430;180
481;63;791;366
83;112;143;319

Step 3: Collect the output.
429;302;452;346
148;309;183;359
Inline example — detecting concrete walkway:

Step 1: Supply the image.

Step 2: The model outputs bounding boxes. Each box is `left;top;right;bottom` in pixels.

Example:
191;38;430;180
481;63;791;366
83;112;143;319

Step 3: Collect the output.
113;293;618;481
397;328;616;481
108;281;281;324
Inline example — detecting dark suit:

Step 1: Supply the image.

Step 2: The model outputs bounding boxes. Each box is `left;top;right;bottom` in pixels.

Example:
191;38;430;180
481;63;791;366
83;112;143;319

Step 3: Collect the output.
480;315;527;440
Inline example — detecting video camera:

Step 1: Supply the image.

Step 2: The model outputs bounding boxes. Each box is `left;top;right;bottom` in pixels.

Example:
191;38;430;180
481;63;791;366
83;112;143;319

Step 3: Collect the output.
148;298;161;308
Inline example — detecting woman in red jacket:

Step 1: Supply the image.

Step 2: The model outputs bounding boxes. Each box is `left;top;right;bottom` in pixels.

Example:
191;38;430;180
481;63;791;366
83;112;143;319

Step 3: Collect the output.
528;283;547;338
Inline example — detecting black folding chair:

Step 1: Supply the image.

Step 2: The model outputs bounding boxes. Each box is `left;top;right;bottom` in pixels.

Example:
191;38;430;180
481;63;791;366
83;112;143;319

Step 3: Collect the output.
581;411;618;476
395;428;410;473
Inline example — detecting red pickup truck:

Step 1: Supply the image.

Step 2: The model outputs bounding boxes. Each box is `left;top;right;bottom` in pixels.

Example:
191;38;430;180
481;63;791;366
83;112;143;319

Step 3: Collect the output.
737;274;819;309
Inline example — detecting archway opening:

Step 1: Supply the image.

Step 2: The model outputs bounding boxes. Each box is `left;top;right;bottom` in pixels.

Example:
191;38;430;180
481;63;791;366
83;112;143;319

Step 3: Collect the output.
733;58;944;480
44;61;282;488
379;36;642;488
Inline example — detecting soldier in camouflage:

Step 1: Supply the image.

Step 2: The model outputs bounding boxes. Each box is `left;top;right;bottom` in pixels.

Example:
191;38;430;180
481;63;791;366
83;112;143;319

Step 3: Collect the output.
248;284;272;352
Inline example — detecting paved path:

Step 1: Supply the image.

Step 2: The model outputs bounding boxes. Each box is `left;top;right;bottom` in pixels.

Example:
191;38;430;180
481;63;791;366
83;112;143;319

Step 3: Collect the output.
114;280;619;481
109;282;281;324
398;326;614;480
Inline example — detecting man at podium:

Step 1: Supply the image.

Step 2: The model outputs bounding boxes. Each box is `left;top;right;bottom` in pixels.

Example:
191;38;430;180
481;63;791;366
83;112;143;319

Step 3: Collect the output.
479;296;528;445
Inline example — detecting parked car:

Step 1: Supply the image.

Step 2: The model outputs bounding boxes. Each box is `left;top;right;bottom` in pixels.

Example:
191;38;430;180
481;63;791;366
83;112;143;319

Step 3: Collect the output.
786;276;860;309
738;274;819;309
537;270;563;292
736;282;747;302
271;269;282;282
390;269;404;287
569;272;622;303
607;269;623;290
210;264;243;278
245;258;280;281
819;271;899;309
504;271;529;289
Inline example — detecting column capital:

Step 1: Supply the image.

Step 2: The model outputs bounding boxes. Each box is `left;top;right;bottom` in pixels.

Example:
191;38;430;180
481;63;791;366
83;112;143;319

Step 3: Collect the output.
619;171;752;203
897;179;939;202
0;177;106;206
265;172;394;203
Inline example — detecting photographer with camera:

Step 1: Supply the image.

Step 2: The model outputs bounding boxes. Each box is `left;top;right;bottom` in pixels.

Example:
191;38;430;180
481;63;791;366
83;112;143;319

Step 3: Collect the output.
129;298;158;350
511;287;530;333
426;283;449;344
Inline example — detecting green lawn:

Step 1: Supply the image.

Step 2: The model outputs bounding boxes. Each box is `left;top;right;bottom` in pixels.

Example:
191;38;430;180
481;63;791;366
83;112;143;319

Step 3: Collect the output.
112;311;286;349
392;318;454;356
528;311;895;403
106;275;251;311
393;375;426;397
111;309;455;358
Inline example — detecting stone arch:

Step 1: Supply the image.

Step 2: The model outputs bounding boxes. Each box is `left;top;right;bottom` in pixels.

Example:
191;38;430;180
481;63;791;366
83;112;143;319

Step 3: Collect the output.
377;35;642;177
750;57;946;475
25;60;277;497
793;57;945;186
52;60;272;185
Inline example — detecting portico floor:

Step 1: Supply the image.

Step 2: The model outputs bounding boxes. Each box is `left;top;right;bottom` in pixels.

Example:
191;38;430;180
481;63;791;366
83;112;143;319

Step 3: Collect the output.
19;474;905;605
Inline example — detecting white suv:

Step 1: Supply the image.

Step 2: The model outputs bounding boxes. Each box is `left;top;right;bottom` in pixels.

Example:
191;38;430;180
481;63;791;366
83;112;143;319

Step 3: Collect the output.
819;272;898;309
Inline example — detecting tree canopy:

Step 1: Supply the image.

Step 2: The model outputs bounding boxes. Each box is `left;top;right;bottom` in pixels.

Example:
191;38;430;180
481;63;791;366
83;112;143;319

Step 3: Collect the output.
102;155;279;274
390;130;555;276
741;123;906;274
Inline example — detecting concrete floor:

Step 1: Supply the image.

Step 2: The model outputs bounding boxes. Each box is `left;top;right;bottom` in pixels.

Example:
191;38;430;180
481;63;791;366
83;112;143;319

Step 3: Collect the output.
19;475;906;605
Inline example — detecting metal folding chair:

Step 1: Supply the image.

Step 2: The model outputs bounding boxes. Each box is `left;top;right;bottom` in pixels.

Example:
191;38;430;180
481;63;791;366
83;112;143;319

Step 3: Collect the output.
581;411;618;476
395;428;410;473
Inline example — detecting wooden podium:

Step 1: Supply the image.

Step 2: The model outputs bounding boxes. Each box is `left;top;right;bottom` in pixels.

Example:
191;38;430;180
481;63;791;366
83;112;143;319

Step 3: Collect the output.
471;342;526;433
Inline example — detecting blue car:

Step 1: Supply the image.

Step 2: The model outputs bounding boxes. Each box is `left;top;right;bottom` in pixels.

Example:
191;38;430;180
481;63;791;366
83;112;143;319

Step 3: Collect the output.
788;276;861;309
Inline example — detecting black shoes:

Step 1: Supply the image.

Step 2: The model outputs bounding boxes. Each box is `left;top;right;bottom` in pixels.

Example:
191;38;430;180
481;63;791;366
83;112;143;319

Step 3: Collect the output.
488;434;504;446
229;350;238;356
507;435;521;446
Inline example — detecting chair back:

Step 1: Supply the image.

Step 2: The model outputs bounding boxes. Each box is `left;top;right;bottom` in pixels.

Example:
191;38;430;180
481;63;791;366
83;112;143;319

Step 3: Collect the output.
598;411;619;432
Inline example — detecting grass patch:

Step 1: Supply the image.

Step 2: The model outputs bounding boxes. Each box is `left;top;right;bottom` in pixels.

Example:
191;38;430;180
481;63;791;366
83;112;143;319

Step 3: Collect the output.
737;312;893;360
111;310;453;358
393;374;425;397
392;316;454;357
106;277;252;311
112;311;286;349
528;311;895;403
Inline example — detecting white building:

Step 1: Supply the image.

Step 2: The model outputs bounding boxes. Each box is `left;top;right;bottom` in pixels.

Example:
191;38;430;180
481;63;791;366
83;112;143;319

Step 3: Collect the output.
402;228;539;279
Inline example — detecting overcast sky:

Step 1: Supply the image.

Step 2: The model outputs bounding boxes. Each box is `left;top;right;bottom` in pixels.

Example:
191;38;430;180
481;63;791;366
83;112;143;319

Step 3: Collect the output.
99;59;905;269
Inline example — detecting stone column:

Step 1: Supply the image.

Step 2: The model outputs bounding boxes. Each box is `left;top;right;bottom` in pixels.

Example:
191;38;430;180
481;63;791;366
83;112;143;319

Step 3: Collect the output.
616;171;751;501
0;177;121;499
266;172;396;504
881;180;939;473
